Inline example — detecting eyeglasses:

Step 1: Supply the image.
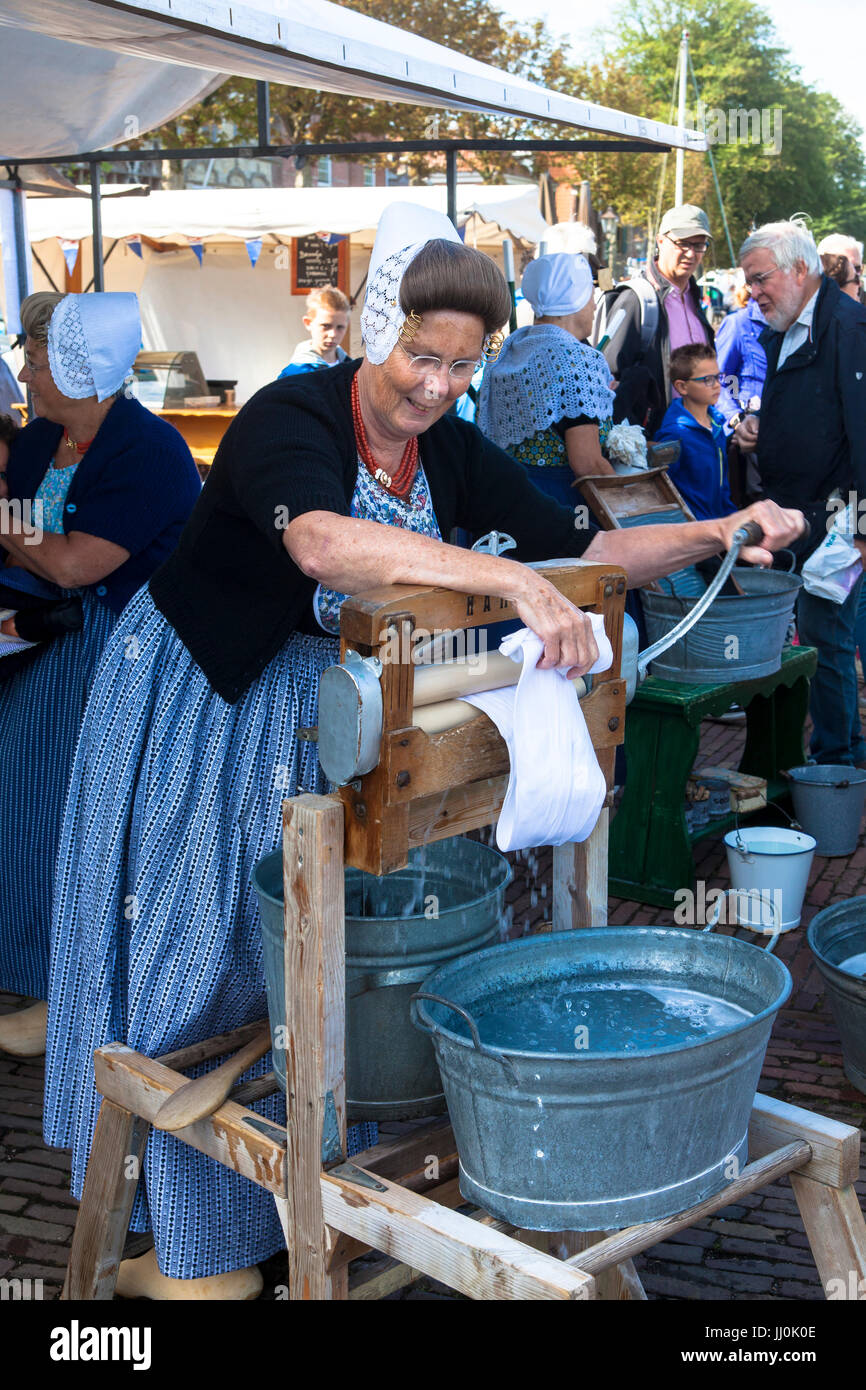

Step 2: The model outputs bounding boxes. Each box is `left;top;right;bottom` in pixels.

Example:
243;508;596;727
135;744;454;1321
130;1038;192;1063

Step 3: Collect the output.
665;235;710;254
399;345;482;382
744;267;783;290
690;373;722;385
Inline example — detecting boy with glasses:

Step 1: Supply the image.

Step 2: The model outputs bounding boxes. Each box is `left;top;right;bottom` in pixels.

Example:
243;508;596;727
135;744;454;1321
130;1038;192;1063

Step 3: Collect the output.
655;343;735;521
595;204;715;437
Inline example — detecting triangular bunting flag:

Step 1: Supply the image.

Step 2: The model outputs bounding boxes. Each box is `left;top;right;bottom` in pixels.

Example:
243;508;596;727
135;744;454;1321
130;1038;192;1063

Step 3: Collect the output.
188;237;204;266
60;239;79;276
245;238;263;268
126;236;143;259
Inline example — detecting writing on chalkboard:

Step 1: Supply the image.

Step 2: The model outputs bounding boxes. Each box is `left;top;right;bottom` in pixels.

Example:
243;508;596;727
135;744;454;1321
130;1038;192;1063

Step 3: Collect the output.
291;233;349;295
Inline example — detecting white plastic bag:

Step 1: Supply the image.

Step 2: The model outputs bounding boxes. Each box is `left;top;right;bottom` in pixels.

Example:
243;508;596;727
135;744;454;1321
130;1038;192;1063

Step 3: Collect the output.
801;503;863;604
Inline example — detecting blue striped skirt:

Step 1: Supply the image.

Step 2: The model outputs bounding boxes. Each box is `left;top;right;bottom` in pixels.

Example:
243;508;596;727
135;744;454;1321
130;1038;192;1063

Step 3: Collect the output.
0;593;116;997
44;587;375;1278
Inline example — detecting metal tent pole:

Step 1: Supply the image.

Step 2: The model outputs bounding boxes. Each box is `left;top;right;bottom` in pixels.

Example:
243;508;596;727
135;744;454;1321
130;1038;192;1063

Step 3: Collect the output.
446;149;457;228
256;82;270;147
90;163;104;291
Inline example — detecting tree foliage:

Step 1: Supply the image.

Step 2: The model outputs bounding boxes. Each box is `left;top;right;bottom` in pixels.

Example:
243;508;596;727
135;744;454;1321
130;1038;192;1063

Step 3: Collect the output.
600;0;866;252
132;0;866;251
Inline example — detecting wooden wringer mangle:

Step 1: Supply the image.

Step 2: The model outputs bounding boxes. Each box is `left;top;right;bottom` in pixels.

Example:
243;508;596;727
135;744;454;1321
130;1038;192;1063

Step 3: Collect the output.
64;556;866;1302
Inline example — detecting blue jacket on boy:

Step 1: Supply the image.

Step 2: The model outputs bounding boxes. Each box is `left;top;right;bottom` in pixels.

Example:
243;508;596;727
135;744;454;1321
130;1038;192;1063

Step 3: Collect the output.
654;399;735;521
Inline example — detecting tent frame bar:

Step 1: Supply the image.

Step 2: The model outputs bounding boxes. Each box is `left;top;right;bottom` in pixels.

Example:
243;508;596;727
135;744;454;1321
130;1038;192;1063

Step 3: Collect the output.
5;135;666;294
1;138;670;168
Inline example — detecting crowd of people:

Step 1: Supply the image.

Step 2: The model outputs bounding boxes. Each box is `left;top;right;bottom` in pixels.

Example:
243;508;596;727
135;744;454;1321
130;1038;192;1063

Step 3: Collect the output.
0;193;851;1297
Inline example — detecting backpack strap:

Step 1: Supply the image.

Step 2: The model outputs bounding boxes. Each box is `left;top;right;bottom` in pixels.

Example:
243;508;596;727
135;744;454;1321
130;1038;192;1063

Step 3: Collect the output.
627;275;661;356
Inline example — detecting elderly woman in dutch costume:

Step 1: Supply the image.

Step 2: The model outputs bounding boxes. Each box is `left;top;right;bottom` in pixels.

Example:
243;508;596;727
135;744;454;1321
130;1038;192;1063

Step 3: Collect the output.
41;205;804;1298
478;252;616;505
0;292;200;1057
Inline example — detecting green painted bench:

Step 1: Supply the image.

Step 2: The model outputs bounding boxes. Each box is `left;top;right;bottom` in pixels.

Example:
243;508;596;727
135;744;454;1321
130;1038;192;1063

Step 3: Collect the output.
609;645;818;908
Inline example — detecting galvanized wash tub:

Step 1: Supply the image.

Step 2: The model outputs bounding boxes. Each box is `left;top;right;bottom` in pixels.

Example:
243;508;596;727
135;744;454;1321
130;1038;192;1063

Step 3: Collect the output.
412;927;791;1230
253;836;511;1121
641;568;802;684
807;898;866;1092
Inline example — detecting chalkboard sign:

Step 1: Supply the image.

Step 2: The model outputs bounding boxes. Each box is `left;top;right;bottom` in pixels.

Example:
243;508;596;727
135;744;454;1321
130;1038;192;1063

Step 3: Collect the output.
291;233;349;295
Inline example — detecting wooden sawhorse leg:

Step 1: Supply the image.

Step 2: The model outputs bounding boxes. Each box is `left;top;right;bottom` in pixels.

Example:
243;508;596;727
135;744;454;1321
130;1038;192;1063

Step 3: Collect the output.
282;794;349;1300
553;808;610;930
63;1101;150;1300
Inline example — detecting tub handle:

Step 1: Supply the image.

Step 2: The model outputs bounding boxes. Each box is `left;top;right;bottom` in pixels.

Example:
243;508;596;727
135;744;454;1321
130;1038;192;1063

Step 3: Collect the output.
410;991;520;1085
703;889;782;954
348;964;439;998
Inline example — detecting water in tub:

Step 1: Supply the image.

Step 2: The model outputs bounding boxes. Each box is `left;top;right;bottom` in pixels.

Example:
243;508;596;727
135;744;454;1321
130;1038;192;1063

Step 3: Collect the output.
468;979;752;1054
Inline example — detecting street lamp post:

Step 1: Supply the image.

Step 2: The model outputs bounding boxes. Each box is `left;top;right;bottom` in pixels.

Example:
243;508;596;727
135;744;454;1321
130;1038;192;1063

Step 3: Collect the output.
601;205;621;278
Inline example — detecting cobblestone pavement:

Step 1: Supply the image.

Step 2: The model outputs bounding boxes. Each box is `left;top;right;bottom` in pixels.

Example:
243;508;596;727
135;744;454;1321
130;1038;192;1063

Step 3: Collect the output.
2;713;864;1302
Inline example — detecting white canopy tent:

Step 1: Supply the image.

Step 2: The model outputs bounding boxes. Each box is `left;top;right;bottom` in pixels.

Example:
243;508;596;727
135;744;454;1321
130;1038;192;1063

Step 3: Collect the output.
0;0;705;160
20;184;550;401
0;0;706;375
24;184;550;247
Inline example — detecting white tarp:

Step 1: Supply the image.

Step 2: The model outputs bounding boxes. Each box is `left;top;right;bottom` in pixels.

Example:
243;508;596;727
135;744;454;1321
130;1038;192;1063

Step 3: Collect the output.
24;183;550;246
0;24;225;159
14;184;549;402
0;0;706;158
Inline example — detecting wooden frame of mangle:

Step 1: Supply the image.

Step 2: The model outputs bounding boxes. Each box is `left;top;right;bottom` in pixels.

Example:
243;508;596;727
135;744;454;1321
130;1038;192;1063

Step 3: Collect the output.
62;565;866;1301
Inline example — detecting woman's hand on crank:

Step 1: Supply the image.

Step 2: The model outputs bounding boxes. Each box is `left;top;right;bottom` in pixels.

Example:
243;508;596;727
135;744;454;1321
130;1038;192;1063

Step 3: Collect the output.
512;569;599;677
716;499;807;568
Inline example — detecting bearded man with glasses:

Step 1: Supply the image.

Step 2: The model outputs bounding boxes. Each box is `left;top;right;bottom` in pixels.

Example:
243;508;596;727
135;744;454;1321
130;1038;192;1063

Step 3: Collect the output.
734;219;866;767
595;204;715;437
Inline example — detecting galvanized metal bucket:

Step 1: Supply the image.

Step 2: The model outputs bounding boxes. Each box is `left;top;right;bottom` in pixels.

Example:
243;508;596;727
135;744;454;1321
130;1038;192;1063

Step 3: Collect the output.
253;836;511;1121
640;568;802;684
786;765;866;857
807;898;866;1092
412;927;790;1230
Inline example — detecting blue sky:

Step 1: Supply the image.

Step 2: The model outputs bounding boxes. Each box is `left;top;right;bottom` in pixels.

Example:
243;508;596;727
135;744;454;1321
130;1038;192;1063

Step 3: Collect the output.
498;0;866;148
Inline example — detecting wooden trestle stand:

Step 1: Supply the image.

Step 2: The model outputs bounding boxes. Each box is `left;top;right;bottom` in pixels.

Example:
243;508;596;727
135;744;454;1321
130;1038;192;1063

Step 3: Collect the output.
64;562;866;1301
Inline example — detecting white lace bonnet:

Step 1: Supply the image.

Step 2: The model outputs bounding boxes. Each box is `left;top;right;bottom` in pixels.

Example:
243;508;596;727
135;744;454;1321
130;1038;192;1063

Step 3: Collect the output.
521;253;594;317
47;292;141;402
360;202;465;365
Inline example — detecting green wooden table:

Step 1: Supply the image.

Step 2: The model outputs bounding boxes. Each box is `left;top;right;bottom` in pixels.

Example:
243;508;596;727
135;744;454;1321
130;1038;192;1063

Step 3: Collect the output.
609;645;818;908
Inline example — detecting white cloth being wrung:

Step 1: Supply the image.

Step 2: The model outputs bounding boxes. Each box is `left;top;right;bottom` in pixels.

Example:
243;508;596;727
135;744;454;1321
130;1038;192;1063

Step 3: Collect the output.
460;615;613;853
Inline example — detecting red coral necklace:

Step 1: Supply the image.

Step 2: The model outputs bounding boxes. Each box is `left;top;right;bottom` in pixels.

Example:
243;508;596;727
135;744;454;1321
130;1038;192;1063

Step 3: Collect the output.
351;374;418;501
62;428;95;454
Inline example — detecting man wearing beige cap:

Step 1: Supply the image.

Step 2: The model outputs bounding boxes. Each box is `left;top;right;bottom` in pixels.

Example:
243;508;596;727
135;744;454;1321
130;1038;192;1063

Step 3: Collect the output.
597;203;715;436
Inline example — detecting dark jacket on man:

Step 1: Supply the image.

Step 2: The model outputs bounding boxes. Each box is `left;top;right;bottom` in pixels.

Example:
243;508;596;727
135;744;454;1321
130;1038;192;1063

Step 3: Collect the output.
756;275;866;562
598;258;714;438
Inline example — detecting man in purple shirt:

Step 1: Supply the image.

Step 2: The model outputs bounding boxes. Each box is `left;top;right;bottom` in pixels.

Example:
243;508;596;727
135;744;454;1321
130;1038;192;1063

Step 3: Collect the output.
598;204;715;436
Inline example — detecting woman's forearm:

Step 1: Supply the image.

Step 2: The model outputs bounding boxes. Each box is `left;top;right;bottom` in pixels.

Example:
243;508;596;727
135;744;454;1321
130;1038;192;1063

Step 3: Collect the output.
0;527;129;587
564;424;614;477
284;512;533;604
0;527;69;582
585;519;726;588
584;499;805;589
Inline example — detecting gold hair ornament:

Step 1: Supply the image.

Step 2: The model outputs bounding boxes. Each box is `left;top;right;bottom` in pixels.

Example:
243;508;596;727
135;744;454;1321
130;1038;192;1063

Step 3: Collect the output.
483;330;505;363
397;310;423;347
